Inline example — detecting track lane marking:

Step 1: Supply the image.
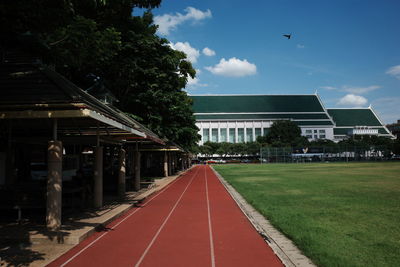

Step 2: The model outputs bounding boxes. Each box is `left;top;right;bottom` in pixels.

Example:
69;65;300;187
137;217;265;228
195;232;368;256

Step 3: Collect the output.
205;165;216;267
134;167;200;267
59;170;191;267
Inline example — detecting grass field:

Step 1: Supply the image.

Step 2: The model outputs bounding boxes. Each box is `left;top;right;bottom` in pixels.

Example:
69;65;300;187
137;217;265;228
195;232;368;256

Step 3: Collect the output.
213;162;400;267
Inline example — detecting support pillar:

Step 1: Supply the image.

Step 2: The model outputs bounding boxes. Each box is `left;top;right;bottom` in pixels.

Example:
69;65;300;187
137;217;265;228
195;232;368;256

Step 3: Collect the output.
182;155;186;170
93;146;103;208
134;145;141;191
46;141;63;230
168;152;172;176
173;153;177;174
118;148;126;198
163;151;168;177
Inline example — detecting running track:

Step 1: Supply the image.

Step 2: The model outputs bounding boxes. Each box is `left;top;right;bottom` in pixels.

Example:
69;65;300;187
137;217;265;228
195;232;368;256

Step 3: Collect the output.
48;165;282;267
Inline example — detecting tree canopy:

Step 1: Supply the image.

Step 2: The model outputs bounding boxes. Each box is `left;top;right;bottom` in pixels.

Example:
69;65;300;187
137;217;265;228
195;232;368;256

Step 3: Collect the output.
266;120;307;147
1;0;200;151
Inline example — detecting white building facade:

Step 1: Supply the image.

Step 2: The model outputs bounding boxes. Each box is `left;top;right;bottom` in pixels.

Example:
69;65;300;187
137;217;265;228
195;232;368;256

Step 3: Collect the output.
191;94;393;145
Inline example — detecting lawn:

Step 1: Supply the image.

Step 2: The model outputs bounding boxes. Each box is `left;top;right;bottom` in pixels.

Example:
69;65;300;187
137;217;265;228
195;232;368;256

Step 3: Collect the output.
213;162;400;267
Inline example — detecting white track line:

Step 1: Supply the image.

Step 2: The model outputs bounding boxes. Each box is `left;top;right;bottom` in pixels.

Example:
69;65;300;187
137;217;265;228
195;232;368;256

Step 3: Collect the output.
59;171;189;267
134;167;200;267
205;165;216;267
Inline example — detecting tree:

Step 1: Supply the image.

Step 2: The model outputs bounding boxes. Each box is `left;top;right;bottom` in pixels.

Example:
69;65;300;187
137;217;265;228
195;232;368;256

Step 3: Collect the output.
1;0;200;151
267;120;302;146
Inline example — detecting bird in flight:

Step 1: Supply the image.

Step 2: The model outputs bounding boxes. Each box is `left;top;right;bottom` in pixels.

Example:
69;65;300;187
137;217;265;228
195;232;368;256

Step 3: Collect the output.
283;34;291;39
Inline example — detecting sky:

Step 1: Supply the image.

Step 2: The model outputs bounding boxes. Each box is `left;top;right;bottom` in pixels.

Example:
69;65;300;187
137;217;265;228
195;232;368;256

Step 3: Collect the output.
141;0;399;123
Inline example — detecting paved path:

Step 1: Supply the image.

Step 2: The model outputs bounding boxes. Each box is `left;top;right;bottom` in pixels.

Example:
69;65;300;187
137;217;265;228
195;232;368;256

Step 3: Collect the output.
48;165;282;267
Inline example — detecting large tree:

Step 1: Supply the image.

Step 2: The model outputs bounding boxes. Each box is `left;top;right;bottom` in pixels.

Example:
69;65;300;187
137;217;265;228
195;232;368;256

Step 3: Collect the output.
267;120;304;146
1;0;200;151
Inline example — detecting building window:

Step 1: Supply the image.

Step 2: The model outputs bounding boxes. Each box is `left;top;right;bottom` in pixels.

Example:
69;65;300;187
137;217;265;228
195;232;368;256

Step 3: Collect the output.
203;128;209;142
320;135;326;139
211;128;218;142
220;128;227;142
306;129;312;134
238;128;245;143
263;128;269;136
314;130;318;133
255;128;261;139
246;128;253;142
319;129;325;133
229;128;235;143
314;135;318;139
306;135;312;138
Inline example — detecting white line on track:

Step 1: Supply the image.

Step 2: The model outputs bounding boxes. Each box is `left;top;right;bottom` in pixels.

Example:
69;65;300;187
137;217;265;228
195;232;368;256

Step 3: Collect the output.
59;170;191;267
205;165;216;267
134;167;200;267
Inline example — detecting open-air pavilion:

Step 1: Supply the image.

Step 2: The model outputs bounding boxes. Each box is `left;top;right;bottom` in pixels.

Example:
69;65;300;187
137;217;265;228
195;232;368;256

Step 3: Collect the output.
0;49;190;231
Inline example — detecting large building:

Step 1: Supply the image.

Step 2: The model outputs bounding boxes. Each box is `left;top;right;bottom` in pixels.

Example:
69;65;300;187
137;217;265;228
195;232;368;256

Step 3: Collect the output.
190;94;394;145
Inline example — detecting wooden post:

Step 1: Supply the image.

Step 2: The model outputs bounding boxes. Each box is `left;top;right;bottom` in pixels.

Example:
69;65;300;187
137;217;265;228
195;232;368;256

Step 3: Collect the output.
163;151;168;177
134;144;141;191
93;146;103;208
168;152;172;176
46;140;63;230
118;148;126;198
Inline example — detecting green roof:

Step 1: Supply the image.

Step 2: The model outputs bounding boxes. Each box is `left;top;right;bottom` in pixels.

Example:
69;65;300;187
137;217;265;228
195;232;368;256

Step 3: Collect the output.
195;113;330;120
191;95;325;113
327;109;381;126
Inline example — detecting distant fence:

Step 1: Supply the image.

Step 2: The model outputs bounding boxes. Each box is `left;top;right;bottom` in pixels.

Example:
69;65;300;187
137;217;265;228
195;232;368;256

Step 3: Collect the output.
260;146;393;163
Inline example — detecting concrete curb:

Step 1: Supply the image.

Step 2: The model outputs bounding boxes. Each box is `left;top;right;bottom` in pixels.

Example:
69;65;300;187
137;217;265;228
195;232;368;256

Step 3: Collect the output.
210;166;316;267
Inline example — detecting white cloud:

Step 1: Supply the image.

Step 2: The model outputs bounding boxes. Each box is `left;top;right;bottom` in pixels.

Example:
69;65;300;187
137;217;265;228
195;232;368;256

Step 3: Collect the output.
337;94;368;107
202;47;216;56
187;76;208;88
386;65;400;79
186;69;208;88
154;7;212;35
205;57;257;77
342;85;381;94
319;85;381;94
320;86;337;90
187;76;199;86
169;42;200;63
297;44;305;49
371;97;400;123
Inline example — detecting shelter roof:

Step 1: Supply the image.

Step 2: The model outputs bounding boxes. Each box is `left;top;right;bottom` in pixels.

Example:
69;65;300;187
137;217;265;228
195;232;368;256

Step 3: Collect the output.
0;62;165;144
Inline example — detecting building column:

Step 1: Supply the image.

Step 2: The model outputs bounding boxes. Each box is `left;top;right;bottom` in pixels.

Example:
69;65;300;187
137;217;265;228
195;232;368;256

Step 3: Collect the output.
253;121;256;141
46;140;63;230
93;146;103;208
117;148;126;198
235;121;238;143
134;144;141;191
163;151;168;177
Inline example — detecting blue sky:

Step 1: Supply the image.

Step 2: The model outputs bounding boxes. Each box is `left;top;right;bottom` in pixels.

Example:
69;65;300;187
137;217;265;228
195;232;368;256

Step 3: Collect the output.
146;0;400;123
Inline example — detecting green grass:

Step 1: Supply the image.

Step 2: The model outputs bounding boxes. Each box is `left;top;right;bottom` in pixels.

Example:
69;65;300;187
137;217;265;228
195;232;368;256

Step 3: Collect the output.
213;162;400;267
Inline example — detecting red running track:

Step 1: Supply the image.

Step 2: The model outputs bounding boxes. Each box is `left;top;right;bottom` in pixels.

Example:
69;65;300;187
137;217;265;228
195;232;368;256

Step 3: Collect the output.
48;165;282;267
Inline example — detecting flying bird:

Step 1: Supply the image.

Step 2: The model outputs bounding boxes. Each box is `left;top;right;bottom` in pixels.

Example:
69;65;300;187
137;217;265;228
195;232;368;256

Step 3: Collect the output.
283;34;291;39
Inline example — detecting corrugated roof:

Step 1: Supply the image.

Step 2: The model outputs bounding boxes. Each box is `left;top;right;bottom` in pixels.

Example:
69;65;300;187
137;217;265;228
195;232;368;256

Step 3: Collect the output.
191;95;325;113
0;62;167;142
327;109;381;126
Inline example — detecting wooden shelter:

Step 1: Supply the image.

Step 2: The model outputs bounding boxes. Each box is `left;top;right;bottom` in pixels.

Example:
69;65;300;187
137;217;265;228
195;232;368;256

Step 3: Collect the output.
0;48;189;229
